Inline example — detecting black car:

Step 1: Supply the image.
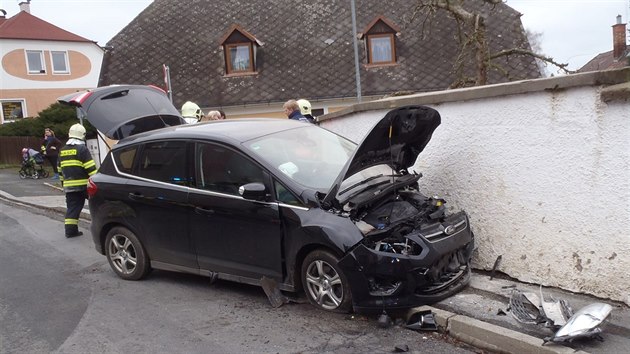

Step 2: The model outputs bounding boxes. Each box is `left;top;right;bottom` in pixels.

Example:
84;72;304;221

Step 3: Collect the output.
59;85;474;313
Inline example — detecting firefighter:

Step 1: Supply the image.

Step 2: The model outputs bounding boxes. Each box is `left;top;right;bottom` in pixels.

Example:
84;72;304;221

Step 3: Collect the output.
59;123;97;238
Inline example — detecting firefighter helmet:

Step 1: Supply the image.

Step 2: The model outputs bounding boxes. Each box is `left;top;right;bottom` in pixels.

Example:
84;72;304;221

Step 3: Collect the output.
296;99;312;115
68;123;86;140
181;101;203;120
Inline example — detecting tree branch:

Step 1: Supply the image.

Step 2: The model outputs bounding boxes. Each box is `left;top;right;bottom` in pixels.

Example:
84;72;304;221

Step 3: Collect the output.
489;48;572;73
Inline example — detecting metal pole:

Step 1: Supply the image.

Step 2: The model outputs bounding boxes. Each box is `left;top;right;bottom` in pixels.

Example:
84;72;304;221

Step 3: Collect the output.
350;0;362;103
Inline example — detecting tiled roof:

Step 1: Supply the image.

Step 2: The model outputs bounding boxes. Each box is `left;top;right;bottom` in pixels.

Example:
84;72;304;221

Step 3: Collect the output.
0;11;92;42
100;0;541;109
578;50;630;73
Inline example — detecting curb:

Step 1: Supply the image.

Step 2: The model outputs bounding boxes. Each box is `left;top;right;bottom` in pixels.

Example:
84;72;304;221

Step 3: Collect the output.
412;306;589;354
0;190;91;221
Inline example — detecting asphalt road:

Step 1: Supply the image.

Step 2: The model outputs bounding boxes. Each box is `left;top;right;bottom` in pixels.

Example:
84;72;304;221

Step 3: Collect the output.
0;201;477;353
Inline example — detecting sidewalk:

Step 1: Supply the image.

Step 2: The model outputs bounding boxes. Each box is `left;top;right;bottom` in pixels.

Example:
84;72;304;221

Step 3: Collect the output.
0;168;628;353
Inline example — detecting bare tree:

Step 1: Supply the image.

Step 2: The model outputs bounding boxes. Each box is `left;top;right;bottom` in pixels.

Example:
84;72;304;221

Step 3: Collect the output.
407;0;570;87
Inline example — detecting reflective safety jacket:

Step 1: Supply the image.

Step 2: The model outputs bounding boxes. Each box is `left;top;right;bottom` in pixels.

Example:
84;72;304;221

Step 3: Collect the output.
58;143;97;192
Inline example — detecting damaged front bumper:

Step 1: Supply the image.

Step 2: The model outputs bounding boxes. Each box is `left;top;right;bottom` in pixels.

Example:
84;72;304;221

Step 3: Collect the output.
339;212;475;312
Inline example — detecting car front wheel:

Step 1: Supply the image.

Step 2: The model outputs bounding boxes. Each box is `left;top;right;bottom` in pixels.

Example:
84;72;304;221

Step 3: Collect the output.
301;250;352;312
105;227;149;280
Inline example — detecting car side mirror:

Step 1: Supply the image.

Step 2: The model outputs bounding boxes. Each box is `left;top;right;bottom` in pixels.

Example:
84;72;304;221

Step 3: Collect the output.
239;182;267;201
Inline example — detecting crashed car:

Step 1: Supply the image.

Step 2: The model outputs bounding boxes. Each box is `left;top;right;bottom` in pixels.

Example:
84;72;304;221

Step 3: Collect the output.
58;85;474;313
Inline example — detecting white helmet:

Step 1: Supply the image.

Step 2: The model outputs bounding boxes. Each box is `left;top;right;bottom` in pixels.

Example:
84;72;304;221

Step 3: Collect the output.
296;99;312;115
68;123;86;140
181;101;203;121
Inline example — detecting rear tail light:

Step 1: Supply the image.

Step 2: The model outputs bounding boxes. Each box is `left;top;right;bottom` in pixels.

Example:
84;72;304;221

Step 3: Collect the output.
87;178;98;198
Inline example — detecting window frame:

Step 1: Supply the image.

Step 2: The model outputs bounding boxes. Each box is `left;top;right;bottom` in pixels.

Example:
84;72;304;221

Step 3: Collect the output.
25;50;46;74
367;33;396;65
224;42;255;75
51;50;70;74
0;100;26;122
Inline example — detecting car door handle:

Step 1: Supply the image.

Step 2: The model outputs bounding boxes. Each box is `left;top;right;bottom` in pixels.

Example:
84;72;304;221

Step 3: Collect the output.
128;192;145;200
195;206;215;215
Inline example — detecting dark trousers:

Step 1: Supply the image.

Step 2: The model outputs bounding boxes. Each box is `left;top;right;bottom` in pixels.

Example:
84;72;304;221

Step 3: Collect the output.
46;155;59;174
65;191;87;236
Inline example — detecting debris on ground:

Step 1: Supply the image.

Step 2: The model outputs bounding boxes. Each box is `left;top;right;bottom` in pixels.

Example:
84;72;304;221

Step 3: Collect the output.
509;287;613;345
393;344;409;352
405;309;438;332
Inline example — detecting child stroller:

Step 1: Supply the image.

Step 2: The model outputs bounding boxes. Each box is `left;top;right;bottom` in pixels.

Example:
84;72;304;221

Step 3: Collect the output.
19;147;49;179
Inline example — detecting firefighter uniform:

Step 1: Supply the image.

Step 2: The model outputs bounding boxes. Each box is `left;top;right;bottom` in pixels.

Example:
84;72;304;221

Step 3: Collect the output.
59;124;97;238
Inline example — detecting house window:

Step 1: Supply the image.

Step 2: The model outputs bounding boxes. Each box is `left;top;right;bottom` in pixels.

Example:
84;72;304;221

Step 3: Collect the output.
220;24;262;76
51;51;70;74
368;34;395;64
360;16;401;66
226;43;253;74
26;50;45;74
1;100;26;122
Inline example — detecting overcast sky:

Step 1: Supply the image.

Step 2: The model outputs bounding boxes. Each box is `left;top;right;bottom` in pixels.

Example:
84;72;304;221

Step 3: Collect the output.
1;0;628;72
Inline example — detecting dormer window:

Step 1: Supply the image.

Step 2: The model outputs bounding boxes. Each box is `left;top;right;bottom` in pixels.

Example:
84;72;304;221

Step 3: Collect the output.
360;16;401;66
219;25;263;76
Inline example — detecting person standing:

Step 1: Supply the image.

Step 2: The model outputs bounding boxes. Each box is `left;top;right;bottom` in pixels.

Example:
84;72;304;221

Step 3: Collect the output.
283;99;308;122
41;128;63;179
58;124;97;238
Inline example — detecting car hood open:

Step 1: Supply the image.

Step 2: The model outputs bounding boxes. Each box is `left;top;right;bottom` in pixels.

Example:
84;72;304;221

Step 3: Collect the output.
323;105;441;205
57;85;185;140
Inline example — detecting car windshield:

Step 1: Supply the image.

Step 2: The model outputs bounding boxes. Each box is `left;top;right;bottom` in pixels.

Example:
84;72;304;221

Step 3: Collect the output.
245;125;357;190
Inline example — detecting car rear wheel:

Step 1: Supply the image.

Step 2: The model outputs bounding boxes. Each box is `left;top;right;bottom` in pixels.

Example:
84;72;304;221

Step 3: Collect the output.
105;227;149;280
301;250;352;312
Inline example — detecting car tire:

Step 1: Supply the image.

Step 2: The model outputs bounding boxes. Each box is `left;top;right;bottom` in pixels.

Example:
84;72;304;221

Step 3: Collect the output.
301;250;352;313
105;226;150;280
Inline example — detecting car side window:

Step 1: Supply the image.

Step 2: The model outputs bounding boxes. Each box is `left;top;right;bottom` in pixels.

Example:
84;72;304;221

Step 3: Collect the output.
274;180;303;206
136;141;190;186
195;143;264;196
114;146;137;174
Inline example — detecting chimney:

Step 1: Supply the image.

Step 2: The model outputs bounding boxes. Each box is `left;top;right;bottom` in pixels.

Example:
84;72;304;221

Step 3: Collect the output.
18;0;30;13
613;15;627;59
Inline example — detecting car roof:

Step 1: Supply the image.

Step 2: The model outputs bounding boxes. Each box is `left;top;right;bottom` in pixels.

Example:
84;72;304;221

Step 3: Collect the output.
113;118;312;148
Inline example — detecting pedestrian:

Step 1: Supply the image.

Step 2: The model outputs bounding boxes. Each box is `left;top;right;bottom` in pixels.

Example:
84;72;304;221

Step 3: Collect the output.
41;128;63;179
59;123;97;238
283;99;308;122
201;110;222;122
296;99;316;124
181;101;204;124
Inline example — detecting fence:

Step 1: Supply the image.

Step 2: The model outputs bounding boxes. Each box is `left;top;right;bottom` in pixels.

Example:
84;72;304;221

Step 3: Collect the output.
0;136;47;165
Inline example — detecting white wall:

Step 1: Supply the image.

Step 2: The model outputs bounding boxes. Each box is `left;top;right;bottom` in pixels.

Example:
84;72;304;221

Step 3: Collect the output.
319;69;630;305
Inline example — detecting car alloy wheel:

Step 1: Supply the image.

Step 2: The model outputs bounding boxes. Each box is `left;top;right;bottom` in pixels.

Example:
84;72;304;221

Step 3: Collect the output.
302;250;352;312
105;227;149;280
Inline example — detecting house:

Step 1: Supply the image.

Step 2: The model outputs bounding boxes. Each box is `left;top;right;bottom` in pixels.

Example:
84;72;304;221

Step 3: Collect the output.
578;15;629;72
0;1;104;124
99;0;541;118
